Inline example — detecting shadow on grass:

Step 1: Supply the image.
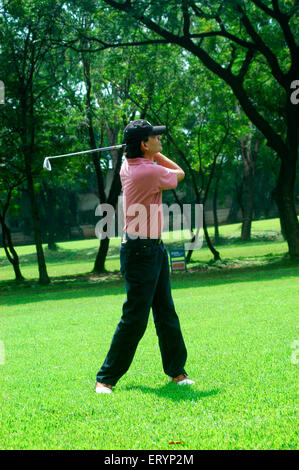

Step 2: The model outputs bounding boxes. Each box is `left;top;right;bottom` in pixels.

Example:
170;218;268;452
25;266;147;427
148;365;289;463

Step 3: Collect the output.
0;233;284;267
0;245;120;267
125;384;220;402
0;261;298;306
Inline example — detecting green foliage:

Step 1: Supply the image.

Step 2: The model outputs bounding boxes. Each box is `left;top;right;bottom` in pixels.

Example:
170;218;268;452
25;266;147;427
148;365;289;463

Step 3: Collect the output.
0;0;297;264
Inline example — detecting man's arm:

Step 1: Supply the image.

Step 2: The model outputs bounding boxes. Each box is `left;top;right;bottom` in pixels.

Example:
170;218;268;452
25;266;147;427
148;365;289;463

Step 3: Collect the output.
154;153;185;182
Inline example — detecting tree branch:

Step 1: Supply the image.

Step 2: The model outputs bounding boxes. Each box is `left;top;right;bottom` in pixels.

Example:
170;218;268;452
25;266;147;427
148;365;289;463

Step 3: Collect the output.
189;2;255;49
238;4;286;86
251;0;276;18
271;0;297;63
238;48;255;83
203;120;230;206
51;35;169;54
189;31;255;50
182;0;191;37
102;0;288;156
227;44;237;73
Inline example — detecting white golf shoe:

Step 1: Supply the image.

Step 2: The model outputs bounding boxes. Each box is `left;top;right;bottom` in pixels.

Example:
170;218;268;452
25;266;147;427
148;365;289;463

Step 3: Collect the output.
168;374;195;386
95;382;113;394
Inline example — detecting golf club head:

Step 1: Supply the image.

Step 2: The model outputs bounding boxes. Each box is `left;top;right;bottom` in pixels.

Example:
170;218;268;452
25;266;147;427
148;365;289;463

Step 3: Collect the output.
43;157;51;171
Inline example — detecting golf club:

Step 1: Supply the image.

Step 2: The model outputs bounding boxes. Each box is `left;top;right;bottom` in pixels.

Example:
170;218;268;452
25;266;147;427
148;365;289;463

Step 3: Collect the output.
43;144;126;171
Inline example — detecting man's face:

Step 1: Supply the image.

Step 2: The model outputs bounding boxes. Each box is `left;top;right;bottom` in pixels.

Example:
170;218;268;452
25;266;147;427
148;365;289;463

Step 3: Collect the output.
142;134;162;155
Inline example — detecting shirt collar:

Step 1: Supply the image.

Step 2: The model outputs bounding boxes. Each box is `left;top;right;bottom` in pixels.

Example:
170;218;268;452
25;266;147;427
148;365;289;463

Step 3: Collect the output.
126;158;154;165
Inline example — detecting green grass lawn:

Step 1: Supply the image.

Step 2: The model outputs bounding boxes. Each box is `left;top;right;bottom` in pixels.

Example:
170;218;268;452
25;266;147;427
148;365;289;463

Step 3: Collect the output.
0;218;294;282
0;218;298;449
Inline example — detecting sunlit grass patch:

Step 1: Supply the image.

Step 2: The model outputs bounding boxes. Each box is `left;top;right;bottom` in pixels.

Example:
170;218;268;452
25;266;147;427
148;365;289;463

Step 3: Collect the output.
0;265;297;449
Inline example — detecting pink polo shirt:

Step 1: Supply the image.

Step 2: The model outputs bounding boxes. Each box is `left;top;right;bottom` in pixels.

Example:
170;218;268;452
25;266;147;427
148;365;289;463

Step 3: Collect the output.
120;157;178;238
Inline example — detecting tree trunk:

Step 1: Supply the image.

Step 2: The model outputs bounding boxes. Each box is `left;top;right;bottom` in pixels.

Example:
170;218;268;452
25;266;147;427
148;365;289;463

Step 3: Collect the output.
40;184;57;250
227;182;243;224
213;181;220;244
23;136;50;284
22;155;50;284
239;135;255;241
93;237;110;273
93;147;123;273
0;217;24;281
273;85;299;258
25;165;50;284
241;182;254;240
241;168;255;241
82;46;114;274
272;152;299;258
172;188;195;238
203;209;221;261
213;155;224;244
46;186;57;250
20;79;50;285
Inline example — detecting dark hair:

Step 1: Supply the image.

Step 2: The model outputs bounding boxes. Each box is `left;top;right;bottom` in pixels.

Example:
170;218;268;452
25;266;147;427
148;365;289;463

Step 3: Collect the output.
124;135;149;159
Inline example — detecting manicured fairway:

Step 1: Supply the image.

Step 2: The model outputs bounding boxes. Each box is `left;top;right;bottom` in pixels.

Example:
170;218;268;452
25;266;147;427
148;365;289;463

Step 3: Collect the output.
0;265;298;450
0;218;292;281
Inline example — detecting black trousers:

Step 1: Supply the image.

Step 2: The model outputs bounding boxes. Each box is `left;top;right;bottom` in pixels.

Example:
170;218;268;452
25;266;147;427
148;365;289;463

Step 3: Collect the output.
96;236;187;386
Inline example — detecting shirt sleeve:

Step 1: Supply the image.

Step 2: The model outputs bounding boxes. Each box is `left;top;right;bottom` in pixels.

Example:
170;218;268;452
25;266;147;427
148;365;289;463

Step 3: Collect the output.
154;165;178;191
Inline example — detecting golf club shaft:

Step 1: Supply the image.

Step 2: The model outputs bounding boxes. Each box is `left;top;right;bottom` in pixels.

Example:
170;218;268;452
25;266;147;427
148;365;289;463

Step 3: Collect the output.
47;144;125;160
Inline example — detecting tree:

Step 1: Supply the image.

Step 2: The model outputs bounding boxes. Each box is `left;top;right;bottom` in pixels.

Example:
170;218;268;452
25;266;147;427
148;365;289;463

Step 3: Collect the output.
0;80;26;280
100;0;299;258
102;42;231;260
0;0;84;282
0;0;67;284
0;180;25;281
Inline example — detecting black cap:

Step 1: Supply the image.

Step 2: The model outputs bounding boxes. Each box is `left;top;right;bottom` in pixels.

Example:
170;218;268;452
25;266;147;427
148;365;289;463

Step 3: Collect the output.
123;119;166;144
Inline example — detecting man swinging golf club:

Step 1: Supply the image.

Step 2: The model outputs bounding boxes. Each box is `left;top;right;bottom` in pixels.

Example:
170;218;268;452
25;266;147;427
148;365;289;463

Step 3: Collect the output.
95;119;194;394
